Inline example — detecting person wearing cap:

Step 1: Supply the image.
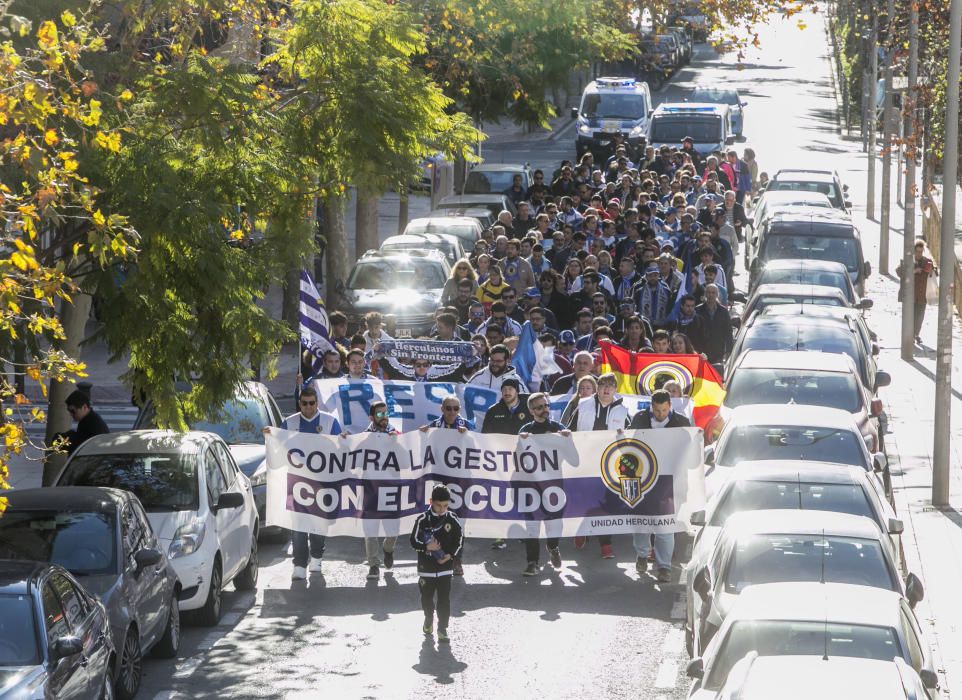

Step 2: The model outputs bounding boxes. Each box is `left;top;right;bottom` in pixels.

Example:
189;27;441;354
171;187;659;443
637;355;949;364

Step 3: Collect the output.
555;329;578;362
411;484;463;642
481;377;530;435
633;263;673;329
602;197;622;223
680;136;704;172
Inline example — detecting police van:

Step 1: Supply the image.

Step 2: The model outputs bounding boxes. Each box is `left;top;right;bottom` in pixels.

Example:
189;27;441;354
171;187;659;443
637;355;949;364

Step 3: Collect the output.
647;102;734;155
571;77;653;161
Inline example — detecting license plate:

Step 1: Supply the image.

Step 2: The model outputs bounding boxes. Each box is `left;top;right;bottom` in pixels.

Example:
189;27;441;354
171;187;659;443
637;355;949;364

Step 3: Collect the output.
396;328;412;339
601;121;621;133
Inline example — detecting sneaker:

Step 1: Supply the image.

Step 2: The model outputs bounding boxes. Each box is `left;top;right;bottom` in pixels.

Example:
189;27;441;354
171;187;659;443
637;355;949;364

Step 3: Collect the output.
423;622;433;636
292;565;307;581
383;550;394;570
491;539;507;550
523;562;539;577
453;559;464;577
574;536;587;550
635;556;648;574
549;547;562;569
308;557;323;573
601;544;614;559
657;567;671;583
367;565;379;580
438;629;449;643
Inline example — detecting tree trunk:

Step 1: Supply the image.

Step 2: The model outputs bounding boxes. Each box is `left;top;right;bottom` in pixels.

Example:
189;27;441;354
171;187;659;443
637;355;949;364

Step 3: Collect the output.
325;195;349;306
355;187;380;257
43;292;93;486
398;194;409;234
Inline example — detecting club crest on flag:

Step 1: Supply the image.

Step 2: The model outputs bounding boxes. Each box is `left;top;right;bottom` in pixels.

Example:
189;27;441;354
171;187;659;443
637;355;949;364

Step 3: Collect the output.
599;438;659;507
637;360;695;396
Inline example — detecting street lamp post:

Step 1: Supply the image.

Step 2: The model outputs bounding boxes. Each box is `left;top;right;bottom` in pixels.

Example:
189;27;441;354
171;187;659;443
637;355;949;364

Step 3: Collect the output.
867;14;878;220
879;0;896;275
933;0;962;507
900;0;919;361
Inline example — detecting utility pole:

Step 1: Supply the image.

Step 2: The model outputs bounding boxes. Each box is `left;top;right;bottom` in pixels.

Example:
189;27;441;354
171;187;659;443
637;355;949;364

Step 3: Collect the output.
933;0;962;507
867;14;878;220
900;0;919;361
879;0;897;275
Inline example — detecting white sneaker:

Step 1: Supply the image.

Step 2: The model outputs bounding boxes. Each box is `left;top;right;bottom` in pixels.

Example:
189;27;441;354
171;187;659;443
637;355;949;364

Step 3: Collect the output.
308;557;323;573
292;565;307;581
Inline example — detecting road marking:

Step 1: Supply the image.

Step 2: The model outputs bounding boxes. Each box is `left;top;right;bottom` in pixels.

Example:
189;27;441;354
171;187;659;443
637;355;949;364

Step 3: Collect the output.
654;658;679;689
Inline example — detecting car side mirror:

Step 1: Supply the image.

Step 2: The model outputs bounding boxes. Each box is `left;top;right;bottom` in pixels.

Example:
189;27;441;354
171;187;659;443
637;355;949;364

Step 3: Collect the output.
215;492;245;511
570;107;578;119
888;517;904;535
875;370;891;390
648;109;654;118
873;453;888;473
134;548;163;570
857;298;874;310
905;572;925;607
690;510;706;527
871;342;880;356
740;101;748;107
51;636;83;661
703;444;715;466
920;669;940;690
725;136;735;145
686;657;704;679
692;565;712;597
864;261;872;278
730;291;747;303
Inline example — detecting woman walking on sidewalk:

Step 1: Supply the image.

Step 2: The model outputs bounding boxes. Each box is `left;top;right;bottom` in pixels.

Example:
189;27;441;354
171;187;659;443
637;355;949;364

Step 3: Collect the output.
897;240;935;345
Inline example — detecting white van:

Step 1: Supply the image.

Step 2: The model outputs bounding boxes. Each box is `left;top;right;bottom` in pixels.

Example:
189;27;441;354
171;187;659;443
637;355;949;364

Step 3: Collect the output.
647;102;734;155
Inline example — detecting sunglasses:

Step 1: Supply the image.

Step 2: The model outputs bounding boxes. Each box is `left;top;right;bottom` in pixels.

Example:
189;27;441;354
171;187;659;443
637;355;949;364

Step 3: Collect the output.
300;400;317;406
471;312;484;318
374;411;388;418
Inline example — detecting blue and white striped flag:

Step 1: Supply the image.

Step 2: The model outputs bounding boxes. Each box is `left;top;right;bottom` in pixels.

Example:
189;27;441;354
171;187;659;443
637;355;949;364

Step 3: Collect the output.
299;270;334;375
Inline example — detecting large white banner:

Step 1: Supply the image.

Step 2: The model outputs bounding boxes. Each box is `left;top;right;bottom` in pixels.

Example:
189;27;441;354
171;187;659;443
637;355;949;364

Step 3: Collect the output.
265;427;706;538
312;377;693;432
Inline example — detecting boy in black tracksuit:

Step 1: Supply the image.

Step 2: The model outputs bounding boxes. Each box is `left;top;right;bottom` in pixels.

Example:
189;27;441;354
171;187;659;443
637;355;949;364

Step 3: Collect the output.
410;485;464;642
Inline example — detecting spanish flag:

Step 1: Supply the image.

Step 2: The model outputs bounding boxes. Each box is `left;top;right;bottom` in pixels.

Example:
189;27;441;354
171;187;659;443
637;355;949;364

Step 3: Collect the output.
598;341;726;430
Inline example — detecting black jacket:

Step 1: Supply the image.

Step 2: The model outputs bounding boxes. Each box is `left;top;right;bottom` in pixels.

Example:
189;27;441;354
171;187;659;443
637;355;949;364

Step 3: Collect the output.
410;508;464;576
695;302;734;364
62;409;110;455
481;397;531;434
629;409;691;429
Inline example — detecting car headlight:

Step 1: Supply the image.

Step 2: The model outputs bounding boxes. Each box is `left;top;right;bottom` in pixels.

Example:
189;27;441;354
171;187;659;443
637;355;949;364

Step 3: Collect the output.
250;467;267;488
577;122;592;136
629;125;645;138
168;519;206;559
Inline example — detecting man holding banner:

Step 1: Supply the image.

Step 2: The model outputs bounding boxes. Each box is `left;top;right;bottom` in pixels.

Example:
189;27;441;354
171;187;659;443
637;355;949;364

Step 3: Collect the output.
365;401;400;580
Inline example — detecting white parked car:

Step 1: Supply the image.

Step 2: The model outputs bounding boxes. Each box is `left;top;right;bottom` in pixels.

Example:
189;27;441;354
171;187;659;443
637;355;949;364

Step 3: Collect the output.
55;430;259;626
686;510;922;656
686;582;941;699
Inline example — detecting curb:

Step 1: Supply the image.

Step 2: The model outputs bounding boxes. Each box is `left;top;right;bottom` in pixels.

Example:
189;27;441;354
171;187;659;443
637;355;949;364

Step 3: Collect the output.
823;15;845;136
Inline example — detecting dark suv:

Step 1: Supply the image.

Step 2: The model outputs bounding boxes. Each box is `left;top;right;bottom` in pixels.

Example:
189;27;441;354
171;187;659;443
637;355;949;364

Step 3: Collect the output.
336;250;450;337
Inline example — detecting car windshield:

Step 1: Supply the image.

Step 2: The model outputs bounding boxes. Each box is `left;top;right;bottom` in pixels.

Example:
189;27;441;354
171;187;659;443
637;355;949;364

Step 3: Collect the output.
58;453;199;511
725;368;861;412
464;171;518;194
347;259;447;290
754;294;845;311
724;535;893;594
581;93;648;120
759;269;852;301
762;235;859;273
705;620;901;690
718;426;865;468
710;480;875;526
0;511;117;576
770;179;840;202
740;324;863;377
187;398;270;445
691;89;739;105
0;595;40;666
406;222;478;244
651;116;721;143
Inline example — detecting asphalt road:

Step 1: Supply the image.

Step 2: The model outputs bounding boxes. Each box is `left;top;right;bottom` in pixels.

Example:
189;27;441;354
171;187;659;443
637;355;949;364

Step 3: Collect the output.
137;9;851;699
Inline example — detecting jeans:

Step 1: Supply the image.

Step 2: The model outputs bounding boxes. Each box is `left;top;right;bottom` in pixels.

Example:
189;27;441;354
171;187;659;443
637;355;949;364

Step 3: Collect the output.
419;576;452;630
365;537;396;566
524;537;560;564
632;532;674;569
292;532;326;567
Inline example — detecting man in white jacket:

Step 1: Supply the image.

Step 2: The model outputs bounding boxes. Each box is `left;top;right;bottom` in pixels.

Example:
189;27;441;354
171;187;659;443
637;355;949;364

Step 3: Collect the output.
466;344;520;390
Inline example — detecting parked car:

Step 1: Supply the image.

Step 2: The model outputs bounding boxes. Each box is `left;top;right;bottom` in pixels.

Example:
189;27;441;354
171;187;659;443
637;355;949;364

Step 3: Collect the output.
427;207;497;232
749;259;859;304
648;103;735;155
403;216;482;248
766;168;851;210
380;232;465;267
715;654;937;700
748;190;833;229
572;77;654;162
132;381;284;541
0;487;180;699
665;26;693;63
686;582;940;699
686;510;921;656
462;163;531;196
735;283;854;320
745;207;871;295
54;430;259;627
685;460;904;655
688;87;747;136
436;193;517;219
0;560;115;699
703;404;888;497
336;249;450;338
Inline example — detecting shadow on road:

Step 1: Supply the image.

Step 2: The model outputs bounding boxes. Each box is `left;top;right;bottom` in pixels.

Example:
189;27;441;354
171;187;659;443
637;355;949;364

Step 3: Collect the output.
413;638;468;684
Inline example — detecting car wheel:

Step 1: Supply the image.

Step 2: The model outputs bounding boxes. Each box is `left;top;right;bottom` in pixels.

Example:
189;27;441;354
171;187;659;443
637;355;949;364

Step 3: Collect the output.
234;534;259;591
101;660;116;700
195;560;223;627
116;627;142;700
152;594;180;658
262;527;290;544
